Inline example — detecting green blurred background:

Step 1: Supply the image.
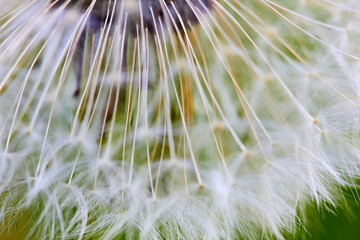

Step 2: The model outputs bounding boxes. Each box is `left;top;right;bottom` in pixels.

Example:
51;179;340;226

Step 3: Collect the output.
294;187;360;240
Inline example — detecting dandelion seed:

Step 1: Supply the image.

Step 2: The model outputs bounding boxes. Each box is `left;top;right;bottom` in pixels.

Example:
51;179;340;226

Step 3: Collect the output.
1;0;360;239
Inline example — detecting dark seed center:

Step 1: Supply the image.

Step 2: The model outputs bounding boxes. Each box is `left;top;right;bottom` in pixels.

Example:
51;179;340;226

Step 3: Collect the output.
52;0;213;33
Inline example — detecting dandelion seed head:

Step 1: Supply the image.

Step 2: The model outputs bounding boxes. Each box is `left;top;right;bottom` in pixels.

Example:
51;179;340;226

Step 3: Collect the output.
1;0;360;239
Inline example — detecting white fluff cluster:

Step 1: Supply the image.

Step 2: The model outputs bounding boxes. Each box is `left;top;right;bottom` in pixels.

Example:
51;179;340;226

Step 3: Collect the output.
1;0;360;239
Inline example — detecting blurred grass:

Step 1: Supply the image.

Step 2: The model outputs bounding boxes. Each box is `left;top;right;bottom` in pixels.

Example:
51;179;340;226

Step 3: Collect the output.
292;186;360;240
317;205;360;240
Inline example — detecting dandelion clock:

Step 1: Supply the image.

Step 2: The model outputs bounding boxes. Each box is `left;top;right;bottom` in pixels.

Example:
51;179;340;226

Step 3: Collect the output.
1;0;360;239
